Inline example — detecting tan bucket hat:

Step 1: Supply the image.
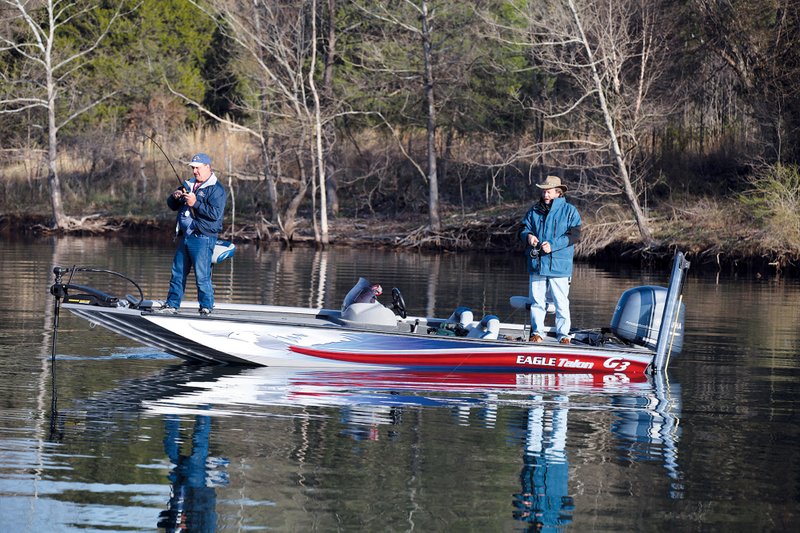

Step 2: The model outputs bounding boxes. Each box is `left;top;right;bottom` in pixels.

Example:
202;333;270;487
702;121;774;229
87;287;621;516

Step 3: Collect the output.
536;175;567;192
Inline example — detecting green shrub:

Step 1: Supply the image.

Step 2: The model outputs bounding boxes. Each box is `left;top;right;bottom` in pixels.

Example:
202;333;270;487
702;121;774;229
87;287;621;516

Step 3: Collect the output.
739;164;800;251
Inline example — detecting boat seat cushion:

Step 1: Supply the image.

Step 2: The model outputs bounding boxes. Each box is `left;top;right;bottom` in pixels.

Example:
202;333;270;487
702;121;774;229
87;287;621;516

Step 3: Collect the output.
466;315;500;340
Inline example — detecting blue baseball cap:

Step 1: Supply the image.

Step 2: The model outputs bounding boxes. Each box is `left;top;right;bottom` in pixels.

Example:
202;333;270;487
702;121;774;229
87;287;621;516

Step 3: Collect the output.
188;153;212;167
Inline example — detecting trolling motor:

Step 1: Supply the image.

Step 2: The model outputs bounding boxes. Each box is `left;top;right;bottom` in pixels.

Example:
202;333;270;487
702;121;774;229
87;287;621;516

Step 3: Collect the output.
49;267;153;437
48;266;147;400
50;266;142;308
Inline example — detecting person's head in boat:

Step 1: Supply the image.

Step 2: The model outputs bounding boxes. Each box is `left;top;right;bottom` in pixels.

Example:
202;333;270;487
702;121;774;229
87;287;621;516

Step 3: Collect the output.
536;175;567;205
188;153;213;183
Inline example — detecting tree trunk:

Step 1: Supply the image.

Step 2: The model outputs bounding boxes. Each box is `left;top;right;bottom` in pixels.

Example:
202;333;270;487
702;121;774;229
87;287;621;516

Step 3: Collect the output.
323;0;339;216
309;0;329;245
282;150;312;241
138;137;148;204
567;0;654;246
259;134;279;223
253;3;280;223
47;67;66;229
421;0;441;232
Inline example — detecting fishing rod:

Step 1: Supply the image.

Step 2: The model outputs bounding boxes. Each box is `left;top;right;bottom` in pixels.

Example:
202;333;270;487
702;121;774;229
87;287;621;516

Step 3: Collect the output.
140;132;191;193
139;131;200;221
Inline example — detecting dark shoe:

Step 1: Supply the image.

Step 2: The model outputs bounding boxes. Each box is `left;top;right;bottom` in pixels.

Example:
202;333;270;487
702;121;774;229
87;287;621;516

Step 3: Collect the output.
529;334;543;343
151;306;178;315
559;337;571;345
199;307;212;316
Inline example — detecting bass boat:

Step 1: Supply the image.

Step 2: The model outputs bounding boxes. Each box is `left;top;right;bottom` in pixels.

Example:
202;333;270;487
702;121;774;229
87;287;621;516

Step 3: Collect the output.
49;251;690;376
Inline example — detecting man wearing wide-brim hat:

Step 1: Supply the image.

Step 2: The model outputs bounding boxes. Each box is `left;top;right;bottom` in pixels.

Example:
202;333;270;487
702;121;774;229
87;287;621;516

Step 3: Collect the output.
518;175;582;343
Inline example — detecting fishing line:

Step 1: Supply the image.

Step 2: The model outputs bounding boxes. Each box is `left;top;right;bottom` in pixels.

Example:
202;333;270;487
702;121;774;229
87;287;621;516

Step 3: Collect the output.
140;132;189;192
137;131;199;224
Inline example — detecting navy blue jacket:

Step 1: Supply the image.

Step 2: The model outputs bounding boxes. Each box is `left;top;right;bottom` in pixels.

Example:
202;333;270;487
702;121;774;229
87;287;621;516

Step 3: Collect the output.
167;174;226;237
519;197;582;277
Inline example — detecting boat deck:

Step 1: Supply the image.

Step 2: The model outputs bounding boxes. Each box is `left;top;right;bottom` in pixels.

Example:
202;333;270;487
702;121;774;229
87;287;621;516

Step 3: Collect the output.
159;300;647;354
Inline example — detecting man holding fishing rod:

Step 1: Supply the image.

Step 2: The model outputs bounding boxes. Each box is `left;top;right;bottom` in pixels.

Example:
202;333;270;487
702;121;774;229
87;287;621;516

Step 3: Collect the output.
153;152;227;316
519;176;581;344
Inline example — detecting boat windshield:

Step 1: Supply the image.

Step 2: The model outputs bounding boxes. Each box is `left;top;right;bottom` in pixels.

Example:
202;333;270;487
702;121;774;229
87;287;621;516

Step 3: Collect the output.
341;277;383;311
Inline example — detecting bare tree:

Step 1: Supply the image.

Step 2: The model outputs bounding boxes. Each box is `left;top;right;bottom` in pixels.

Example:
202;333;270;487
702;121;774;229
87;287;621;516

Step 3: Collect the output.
687;0;800;163
0;0;124;230
308;0;329;244
183;0;334;244
322;0;339;216
484;0;671;245
353;0;444;232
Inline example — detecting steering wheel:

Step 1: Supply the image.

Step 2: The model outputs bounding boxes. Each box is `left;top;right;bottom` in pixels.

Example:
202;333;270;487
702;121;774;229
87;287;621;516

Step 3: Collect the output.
391;287;407;319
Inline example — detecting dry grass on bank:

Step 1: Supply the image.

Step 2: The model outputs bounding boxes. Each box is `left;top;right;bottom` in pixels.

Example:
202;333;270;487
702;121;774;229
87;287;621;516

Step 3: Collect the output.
3;127;800;271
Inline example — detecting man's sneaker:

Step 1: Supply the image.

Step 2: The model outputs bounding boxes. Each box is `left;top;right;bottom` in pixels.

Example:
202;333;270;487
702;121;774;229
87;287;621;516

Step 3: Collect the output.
151;306;178;315
199;307;212;316
529;334;543;343
559;337;571;345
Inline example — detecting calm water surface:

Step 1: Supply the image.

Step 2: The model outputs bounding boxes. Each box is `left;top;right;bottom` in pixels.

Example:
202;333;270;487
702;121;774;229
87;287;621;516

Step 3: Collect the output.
0;236;798;532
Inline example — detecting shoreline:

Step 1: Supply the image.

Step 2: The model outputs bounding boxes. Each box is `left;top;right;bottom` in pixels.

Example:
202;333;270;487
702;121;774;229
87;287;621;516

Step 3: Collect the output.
0;211;794;277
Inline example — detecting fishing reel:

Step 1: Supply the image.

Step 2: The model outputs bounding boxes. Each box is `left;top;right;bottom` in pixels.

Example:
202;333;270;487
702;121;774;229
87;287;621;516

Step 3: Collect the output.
529;243;543;258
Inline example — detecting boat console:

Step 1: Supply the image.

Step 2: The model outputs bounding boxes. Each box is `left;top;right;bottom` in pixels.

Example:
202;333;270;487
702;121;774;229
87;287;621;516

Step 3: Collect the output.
339;302;398;328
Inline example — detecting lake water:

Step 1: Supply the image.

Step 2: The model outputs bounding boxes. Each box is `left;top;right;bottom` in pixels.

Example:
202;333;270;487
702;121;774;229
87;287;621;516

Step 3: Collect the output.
0;236;798;531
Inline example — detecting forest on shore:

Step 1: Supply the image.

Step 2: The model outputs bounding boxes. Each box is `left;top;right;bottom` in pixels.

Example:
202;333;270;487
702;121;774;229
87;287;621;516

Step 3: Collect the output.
1;1;800;273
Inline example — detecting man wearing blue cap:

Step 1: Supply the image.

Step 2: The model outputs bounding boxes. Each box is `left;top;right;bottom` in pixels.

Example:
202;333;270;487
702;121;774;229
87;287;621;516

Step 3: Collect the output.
154;152;227;316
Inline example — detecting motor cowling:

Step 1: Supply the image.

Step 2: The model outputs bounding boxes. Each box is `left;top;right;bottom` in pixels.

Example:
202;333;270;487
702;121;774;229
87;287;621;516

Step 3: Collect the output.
610;285;685;354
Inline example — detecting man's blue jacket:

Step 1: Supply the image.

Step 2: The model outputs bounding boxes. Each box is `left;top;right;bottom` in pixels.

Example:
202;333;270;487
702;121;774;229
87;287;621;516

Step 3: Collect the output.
167;174;226;237
519;197;582;277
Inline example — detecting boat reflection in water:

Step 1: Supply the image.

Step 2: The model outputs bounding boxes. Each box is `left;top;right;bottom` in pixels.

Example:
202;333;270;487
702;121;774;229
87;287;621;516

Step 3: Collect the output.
611;372;683;499
511;371;680;530
130;366;681;531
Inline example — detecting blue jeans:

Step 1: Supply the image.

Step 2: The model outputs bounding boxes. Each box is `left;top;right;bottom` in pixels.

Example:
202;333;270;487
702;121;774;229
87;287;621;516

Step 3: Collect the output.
529;274;571;340
166;233;215;310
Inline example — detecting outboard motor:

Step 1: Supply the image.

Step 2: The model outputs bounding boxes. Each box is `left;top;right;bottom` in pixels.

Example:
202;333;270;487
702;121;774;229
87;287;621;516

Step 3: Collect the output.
610;285;685;354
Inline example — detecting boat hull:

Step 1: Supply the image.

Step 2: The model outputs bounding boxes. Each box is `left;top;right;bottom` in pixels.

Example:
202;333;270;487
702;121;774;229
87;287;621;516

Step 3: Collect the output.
64;303;653;375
